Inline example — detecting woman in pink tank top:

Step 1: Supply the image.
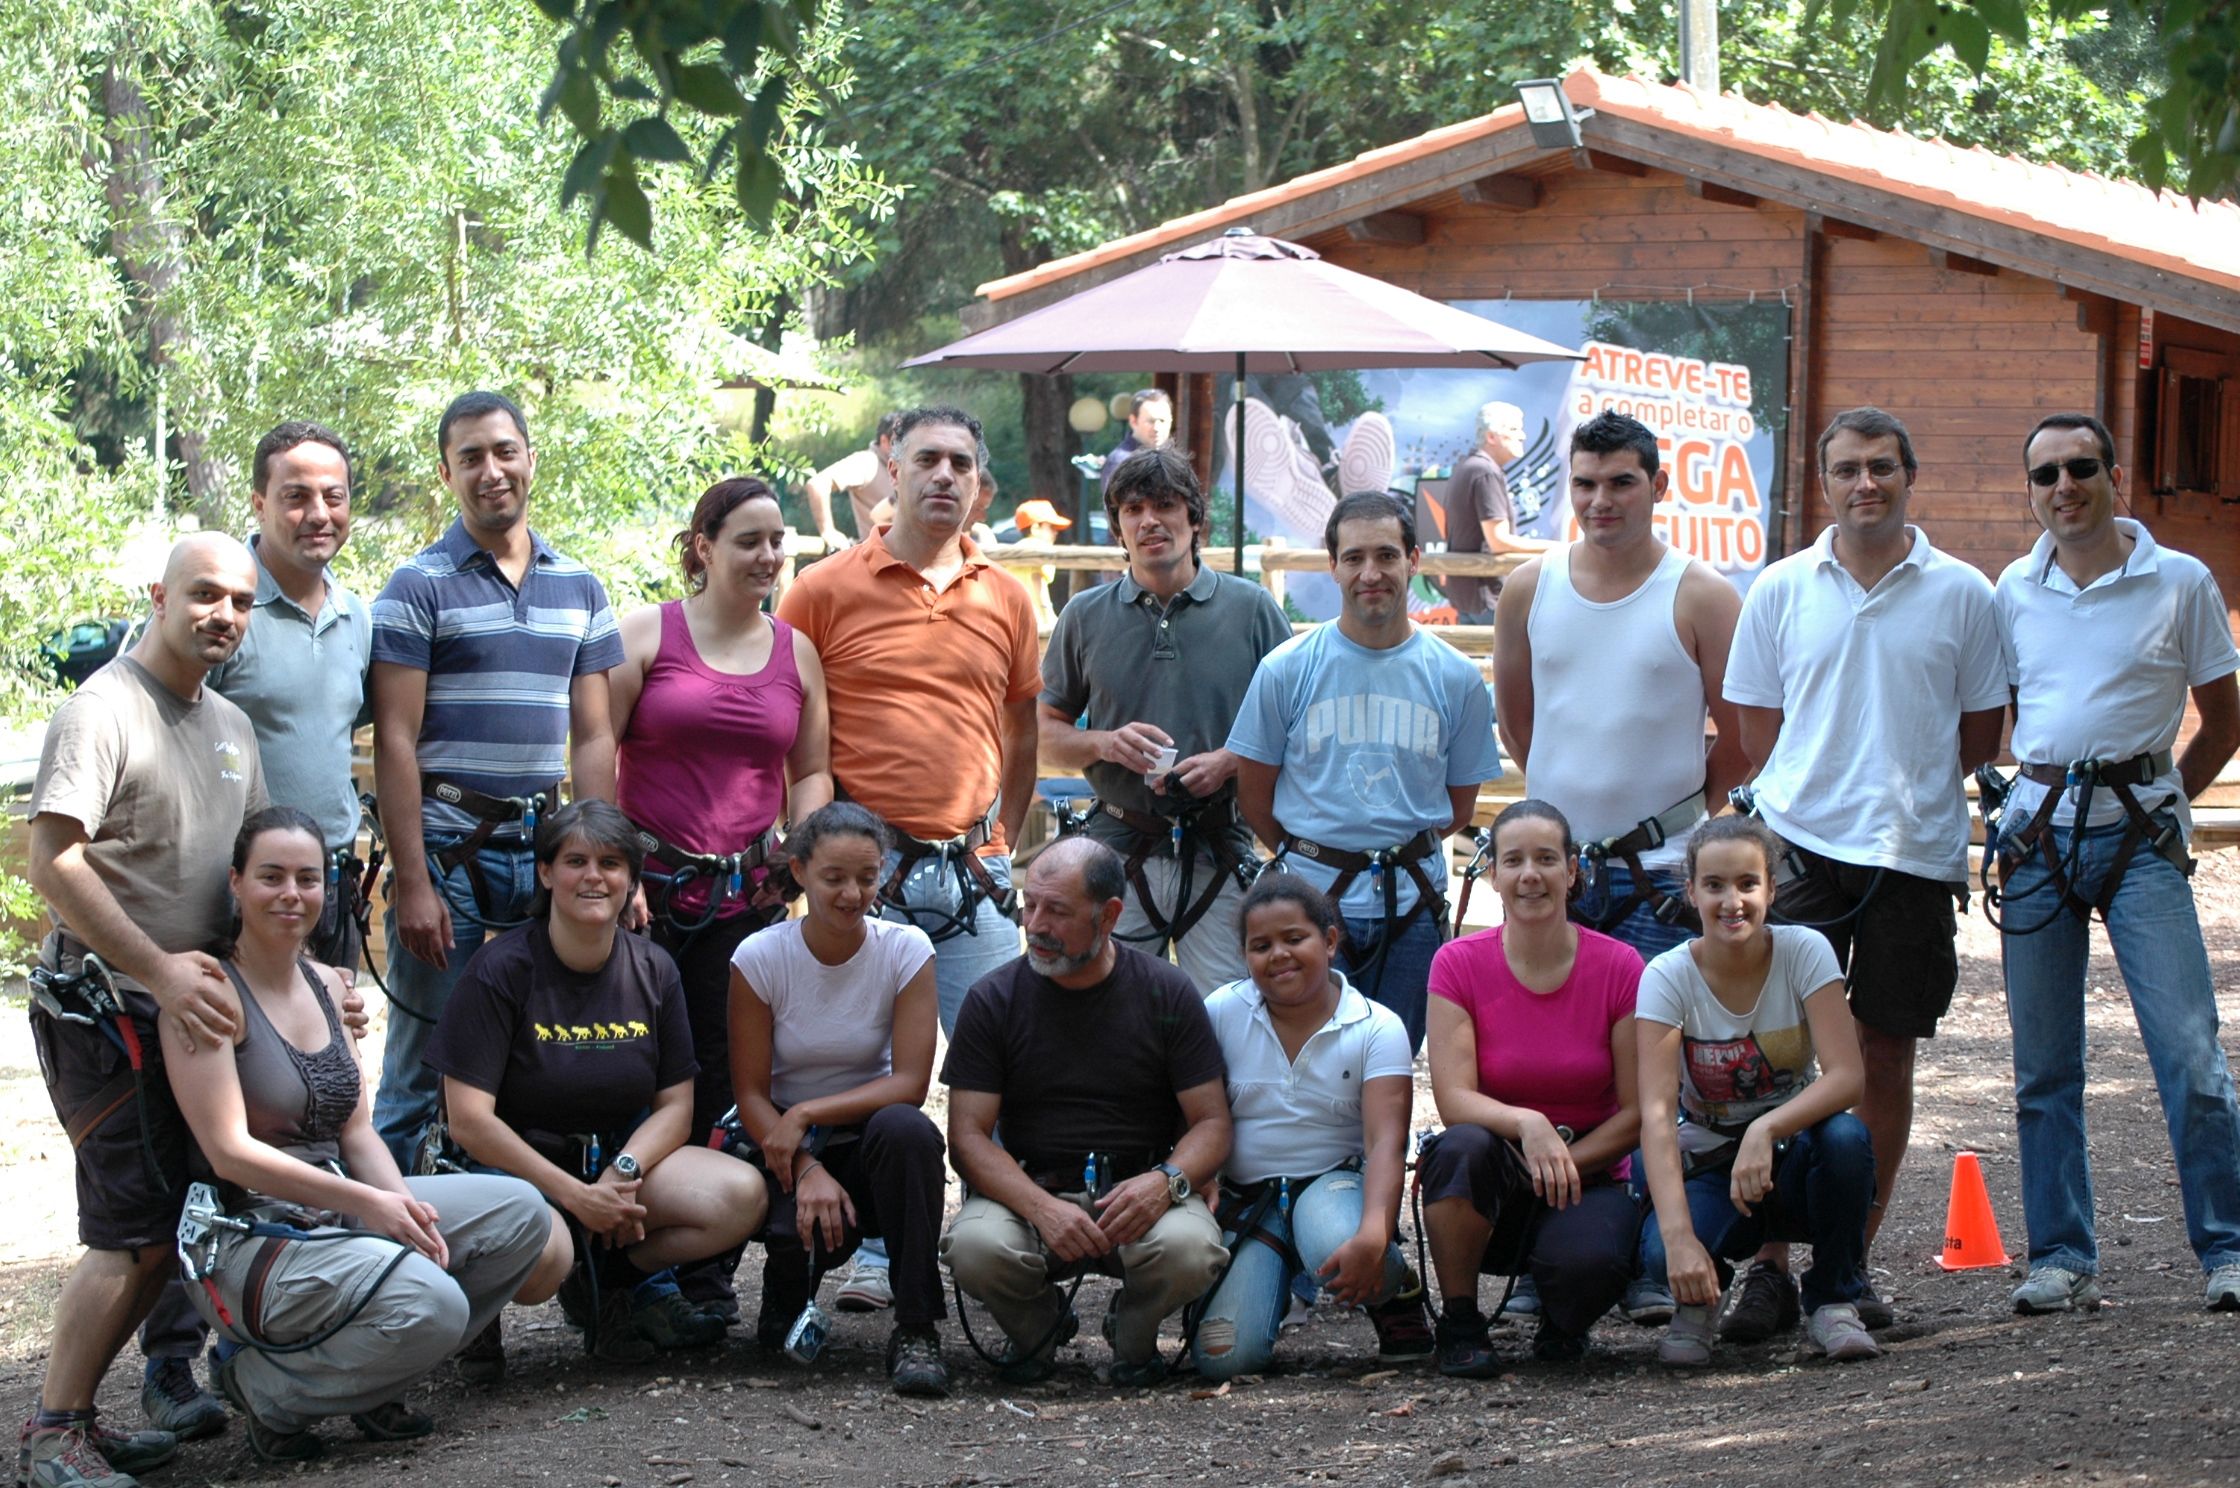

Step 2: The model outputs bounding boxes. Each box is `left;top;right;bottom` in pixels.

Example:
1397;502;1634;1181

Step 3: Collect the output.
610;474;832;1323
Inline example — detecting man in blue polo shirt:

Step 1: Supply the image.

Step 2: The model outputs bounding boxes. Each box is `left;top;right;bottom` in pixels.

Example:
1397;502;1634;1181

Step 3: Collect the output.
369;390;622;1171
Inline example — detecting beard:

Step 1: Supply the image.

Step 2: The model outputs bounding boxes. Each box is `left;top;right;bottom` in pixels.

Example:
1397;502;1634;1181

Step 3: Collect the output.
1026;928;1109;979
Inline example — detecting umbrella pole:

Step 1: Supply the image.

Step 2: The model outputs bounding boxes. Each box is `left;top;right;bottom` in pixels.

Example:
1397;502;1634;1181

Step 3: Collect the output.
1233;351;1246;577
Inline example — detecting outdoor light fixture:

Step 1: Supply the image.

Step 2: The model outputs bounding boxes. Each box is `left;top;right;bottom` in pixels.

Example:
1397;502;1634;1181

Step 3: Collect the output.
1515;79;1593;151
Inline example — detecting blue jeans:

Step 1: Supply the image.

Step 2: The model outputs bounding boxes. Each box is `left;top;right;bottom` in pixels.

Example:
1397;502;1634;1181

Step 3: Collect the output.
375;836;539;1170
876;850;1019;1036
1339;910;1443;1053
1639;1114;1874;1313
1573;859;1692;962
1190;1169;1407;1380
2000;814;2240;1275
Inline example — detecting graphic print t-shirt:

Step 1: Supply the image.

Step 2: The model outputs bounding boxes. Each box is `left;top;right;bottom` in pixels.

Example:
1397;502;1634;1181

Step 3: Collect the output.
1226;623;1500;917
1634;925;1843;1155
427;922;696;1138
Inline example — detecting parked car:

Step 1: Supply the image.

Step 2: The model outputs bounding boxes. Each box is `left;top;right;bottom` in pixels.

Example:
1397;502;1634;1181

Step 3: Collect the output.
42;618;128;687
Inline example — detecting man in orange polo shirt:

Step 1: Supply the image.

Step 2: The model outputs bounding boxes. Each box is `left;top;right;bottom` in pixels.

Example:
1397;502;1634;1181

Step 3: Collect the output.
778;404;1038;1039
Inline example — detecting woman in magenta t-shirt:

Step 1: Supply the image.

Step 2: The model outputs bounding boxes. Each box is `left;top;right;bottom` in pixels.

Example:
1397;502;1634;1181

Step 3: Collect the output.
611;475;833;1320
1419;800;1644;1373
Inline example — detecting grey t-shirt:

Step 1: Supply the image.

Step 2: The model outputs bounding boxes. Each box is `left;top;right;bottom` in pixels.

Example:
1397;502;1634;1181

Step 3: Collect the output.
32;657;267;1006
206;541;371;850
1040;562;1290;846
1443;448;1515;615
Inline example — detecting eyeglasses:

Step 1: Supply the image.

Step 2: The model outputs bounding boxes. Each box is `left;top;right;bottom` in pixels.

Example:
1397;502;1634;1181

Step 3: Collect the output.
1824;460;1904;482
2027;457;2105;487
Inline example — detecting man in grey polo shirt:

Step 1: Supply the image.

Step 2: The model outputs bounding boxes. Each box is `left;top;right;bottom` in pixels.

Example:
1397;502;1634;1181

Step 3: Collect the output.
1041;445;1290;991
208;420;374;969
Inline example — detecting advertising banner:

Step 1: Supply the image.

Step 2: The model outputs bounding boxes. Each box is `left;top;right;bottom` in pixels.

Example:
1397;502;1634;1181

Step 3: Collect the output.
1214;297;1792;618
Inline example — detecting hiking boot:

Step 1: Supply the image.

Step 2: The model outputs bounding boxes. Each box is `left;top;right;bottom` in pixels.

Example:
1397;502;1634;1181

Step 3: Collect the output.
212;1347;323;1464
1498;1274;1540;1319
993;1309;1079;1385
834;1258;894;1313
1657;1303;1716;1367
1719;1261;1800;1342
349;1399;436;1442
1622;1274;1677;1326
886;1328;951;1398
139;1356;225;1442
755;1257;814;1354
1434;1309;1499;1380
585;1292;658;1364
456;1320;506;1384
19;1412;175;1488
1101;1303;1167;1387
1804;1303;1882;1362
556;1263;595;1331
1854;1276;1896;1331
1531;1320;1589;1363
1365;1272;1435;1363
2205;1264;2240;1311
2011;1266;2103;1315
631;1281;727;1350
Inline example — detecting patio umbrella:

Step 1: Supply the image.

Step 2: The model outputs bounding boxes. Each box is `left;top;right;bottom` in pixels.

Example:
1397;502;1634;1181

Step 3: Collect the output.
904;228;1584;570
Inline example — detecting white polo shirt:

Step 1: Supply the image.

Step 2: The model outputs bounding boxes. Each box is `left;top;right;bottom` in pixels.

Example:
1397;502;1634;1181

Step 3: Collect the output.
1725;525;2007;881
1996;518;2238;838
1204;972;1413;1185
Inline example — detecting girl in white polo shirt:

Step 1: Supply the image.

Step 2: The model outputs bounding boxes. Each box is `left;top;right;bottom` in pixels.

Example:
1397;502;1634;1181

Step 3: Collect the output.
1190;873;1426;1380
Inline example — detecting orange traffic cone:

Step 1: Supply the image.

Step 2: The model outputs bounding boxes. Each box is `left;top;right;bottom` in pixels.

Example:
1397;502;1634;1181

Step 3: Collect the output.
1937;1151;2011;1271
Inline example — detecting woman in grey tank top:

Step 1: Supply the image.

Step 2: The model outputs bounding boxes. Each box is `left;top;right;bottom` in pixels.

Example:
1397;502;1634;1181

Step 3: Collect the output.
160;808;549;1464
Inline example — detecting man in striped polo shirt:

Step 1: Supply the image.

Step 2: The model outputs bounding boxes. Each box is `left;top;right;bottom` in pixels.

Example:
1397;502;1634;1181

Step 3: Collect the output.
369;390;623;1170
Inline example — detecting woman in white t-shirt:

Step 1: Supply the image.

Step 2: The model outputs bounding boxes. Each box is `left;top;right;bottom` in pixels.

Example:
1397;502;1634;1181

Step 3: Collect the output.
1636;815;1879;1367
728;803;949;1397
1190;872;1426;1380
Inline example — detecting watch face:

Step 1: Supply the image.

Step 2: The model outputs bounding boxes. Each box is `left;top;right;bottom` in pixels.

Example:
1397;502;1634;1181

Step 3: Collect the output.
613;1155;639;1179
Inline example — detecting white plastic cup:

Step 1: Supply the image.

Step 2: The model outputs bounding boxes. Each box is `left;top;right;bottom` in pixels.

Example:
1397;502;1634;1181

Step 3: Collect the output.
1146;745;1179;785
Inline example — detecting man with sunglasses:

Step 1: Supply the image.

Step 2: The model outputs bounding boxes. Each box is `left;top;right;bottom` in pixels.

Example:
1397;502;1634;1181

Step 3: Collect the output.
1720;407;2008;1340
1994;411;2240;1317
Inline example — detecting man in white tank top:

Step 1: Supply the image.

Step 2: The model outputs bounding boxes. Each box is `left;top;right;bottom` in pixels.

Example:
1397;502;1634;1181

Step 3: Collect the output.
1721;407;2008;1338
1494;411;1747;963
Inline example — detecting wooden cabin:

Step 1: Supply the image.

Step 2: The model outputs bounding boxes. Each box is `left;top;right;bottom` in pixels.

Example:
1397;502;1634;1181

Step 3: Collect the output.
972;67;2240;607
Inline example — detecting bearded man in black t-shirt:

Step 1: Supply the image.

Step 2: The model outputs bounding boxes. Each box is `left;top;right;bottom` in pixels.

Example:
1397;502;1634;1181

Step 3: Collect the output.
939;838;1231;1386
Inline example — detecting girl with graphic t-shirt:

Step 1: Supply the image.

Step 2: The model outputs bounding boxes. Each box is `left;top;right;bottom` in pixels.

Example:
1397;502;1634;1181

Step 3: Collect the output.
1420;800;1645;1373
728;803;949;1398
431;801;769;1377
1636;815;1878;1366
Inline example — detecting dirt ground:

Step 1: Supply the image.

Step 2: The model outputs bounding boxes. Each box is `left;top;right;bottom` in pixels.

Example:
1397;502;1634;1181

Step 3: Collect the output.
6;861;2240;1488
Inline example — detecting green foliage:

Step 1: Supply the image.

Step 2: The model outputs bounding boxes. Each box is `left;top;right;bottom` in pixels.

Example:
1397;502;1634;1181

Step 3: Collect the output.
1818;0;2238;195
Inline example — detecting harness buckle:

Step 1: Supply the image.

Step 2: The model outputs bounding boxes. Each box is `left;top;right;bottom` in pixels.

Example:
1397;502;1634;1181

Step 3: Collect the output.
2065;758;2099;789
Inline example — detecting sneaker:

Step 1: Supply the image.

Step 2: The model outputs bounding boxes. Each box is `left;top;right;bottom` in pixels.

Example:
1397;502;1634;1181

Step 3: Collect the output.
1531;1320;1589;1363
1719;1261;1800;1342
2205;1264;2240;1311
993;1309;1079;1385
1498;1274;1540;1319
1278;1293;1314;1331
139;1356;226;1443
1657;1303;1716;1368
1364;1272;1435;1363
349;1399;436;1441
1854;1276;1896;1331
631;1282;727;1350
457;1319;506;1384
19;1413;176;1488
212;1347;323;1464
1433;1309;1499;1380
2010;1266;2103;1315
833;1258;894;1313
1805;1303;1882;1362
755;1257;814;1354
886;1328;951;1398
586;1292;659;1364
1622;1274;1677;1326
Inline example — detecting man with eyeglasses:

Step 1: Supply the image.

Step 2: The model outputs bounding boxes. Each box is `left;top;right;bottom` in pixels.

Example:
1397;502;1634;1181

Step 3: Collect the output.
1720;407;2008;1339
1993;411;2240;1318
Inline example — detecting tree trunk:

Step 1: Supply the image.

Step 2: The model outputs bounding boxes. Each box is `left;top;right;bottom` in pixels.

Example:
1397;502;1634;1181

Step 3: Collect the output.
998;223;1081;593
102;61;224;524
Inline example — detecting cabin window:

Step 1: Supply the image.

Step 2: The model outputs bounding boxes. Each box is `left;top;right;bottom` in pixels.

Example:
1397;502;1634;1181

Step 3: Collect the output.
2153;345;2240;500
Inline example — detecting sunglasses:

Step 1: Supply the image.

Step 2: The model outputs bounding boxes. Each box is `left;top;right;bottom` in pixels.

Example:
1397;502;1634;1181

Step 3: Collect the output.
2027;457;2105;488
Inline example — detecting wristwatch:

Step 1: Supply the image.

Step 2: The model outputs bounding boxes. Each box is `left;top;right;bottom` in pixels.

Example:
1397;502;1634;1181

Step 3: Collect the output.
1156;1162;1191;1204
1554;1125;1576;1145
610;1153;641;1181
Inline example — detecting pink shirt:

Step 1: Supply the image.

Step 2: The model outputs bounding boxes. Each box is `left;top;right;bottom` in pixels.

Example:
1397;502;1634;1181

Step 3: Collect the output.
617;603;803;917
1429;926;1642;1135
